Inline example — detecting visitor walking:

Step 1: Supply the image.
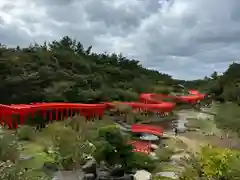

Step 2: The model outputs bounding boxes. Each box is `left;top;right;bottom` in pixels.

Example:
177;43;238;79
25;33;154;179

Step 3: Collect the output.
173;127;178;136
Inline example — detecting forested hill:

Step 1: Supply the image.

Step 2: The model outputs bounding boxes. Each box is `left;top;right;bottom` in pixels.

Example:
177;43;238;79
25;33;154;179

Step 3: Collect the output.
184;62;240;104
0;36;179;104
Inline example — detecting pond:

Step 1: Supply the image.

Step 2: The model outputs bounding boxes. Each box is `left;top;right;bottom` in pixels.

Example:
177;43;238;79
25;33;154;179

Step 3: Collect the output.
144;111;190;132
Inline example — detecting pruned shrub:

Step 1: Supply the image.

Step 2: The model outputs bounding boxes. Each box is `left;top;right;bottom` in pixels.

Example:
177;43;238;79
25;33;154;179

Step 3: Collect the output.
127;152;157;172
155;147;174;162
17;126;35;141
0;133;19;162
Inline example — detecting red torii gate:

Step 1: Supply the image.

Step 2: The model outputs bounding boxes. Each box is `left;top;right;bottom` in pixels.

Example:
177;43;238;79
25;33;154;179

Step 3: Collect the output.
0;102;176;129
0;89;204;129
0;103;107;129
105;101;176;114
140;92;206;105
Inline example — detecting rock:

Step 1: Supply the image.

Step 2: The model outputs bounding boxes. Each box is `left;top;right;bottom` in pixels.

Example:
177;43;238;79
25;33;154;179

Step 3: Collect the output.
53;170;84;180
98;170;111;180
155;171;178;179
150;152;157;159
82;159;97;174
83;173;95;180
134;170;151;180
111;165;124;177
170;153;190;162
19;154;34;161
42;162;59;172
99;161;109;170
149;144;158;150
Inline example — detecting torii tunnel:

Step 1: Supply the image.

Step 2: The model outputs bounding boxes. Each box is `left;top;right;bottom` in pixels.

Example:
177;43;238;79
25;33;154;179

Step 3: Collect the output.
140;90;206;105
0;90;205;129
0;103;107;129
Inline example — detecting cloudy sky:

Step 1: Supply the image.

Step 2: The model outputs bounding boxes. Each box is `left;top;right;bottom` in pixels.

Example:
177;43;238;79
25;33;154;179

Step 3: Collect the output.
0;0;240;80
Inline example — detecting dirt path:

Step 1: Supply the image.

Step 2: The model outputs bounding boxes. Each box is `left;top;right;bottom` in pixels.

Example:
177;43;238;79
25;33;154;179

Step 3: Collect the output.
164;133;201;153
164;108;215;154
177;135;202;153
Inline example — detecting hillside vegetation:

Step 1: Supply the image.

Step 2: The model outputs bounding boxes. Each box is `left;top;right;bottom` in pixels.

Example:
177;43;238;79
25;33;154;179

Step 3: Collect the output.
185;63;240;103
0;36;178;104
3;36;240;180
184;63;240;136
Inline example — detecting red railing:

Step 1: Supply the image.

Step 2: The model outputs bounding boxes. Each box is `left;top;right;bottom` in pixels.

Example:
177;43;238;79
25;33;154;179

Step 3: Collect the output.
131;124;164;137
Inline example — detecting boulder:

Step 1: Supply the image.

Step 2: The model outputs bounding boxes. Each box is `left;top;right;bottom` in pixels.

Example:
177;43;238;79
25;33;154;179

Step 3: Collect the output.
111;165;124;177
83;173;95;180
98;170;111;180
155;171;178;179
134;170;151;180
19;154;34;161
42;162;59;172
99;161;109;170
82;159;97;174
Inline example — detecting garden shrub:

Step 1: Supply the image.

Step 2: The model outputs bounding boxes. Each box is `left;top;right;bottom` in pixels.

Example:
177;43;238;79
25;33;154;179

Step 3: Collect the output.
17;126;36;141
0;133;19;162
155;147;174;162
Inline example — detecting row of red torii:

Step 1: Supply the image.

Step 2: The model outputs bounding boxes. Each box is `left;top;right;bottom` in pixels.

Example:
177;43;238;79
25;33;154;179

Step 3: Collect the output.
0;91;206;129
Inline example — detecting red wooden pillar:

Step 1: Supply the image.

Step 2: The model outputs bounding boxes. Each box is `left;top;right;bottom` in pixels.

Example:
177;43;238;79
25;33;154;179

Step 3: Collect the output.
31;109;35;119
98;108;104;120
81;109;85;120
85;109;89;120
2;109;8;127
19;112;27;125
0;109;3;126
49;110;53;121
59;109;63;120
79;109;82;118
55;109;58;121
75;109;80;116
42;110;47;120
65;108;69;119
90;110;94;121
13;113;18;129
6;111;13;129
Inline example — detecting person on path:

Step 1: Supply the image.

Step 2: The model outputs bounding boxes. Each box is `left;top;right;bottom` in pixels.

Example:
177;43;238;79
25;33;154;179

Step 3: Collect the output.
173;127;178;136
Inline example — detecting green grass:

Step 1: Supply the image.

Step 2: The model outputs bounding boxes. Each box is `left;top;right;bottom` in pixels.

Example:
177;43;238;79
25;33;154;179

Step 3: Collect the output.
160;162;182;172
187;117;221;136
162;138;187;151
19;140;54;170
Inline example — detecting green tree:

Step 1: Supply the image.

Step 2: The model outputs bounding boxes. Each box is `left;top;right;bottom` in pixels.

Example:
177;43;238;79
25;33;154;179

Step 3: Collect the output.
43;122;93;170
0;36;177;105
211;71;219;80
214;103;240;136
93;125;133;168
180;146;240;180
93;125;156;171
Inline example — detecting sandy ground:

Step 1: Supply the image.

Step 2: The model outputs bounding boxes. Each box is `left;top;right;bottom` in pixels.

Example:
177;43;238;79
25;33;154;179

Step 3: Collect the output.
174;107;240;151
154;105;240;179
163;108;214;153
164;133;201;153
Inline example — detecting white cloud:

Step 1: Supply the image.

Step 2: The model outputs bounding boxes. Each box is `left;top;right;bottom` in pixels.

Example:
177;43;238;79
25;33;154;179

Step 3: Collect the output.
1;0;240;80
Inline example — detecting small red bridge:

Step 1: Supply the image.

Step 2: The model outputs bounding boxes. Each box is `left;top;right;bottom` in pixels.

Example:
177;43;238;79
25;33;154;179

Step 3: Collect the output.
130;140;152;154
131;124;164;137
